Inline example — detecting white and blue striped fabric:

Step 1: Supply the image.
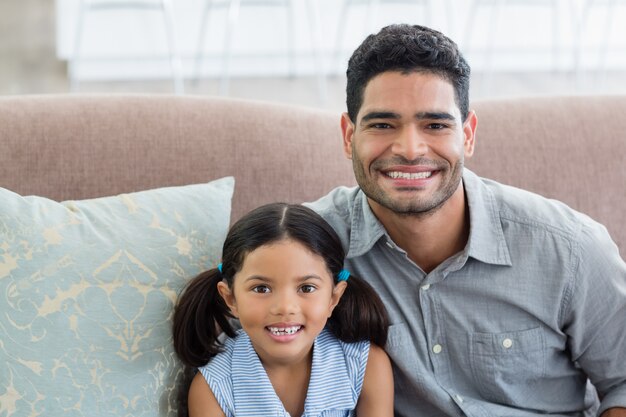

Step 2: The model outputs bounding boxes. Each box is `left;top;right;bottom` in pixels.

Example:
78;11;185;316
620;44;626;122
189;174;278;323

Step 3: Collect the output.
198;328;370;417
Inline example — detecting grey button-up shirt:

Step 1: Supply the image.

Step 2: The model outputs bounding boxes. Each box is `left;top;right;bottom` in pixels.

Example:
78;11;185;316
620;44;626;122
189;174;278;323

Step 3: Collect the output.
306;169;626;417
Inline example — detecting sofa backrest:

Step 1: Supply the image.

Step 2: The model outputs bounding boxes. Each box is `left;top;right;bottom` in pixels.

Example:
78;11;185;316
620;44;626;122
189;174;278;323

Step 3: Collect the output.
0;95;355;223
1;94;624;254
468;96;625;256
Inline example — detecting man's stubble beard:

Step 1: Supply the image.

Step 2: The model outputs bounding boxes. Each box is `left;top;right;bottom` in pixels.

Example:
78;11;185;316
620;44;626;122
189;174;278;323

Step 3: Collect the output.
352;149;465;219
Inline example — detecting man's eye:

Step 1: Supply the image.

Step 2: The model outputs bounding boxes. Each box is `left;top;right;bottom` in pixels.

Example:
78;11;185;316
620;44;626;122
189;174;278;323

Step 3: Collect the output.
299;284;316;293
252;285;270;294
427;123;448;130
370;123;392;129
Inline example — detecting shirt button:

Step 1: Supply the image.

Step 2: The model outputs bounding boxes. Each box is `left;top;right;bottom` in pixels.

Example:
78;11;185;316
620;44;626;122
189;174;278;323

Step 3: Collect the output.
421;284;431;290
385;241;394;248
432;344;442;354
502;338;513;349
455;394;464;403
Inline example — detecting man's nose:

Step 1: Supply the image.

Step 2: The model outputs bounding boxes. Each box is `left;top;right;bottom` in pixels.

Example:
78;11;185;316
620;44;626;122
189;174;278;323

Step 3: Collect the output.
391;126;428;160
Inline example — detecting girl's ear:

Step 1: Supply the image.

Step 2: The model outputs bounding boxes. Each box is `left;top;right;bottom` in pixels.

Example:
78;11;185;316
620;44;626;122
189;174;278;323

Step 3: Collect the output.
328;281;348;318
217;281;238;318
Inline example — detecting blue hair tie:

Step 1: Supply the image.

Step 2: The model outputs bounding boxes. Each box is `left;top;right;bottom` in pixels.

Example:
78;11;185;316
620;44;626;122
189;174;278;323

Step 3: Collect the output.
217;263;223;273
337;269;350;282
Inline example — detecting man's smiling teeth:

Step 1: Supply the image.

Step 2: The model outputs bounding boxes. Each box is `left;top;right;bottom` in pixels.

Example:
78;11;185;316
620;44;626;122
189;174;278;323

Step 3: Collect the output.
268;326;301;335
386;171;432;179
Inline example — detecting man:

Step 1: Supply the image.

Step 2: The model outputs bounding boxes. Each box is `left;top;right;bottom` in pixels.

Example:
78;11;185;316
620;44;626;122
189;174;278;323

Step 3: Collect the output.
307;24;626;416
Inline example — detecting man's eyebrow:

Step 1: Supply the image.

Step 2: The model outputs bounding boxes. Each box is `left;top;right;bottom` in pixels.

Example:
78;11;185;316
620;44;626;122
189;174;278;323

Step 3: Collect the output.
360;111;401;123
360;111;456;124
415;111;456;121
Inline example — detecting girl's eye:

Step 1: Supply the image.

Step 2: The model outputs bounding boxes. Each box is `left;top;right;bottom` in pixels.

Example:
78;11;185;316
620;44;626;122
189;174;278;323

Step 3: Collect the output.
252;285;270;294
299;284;316;293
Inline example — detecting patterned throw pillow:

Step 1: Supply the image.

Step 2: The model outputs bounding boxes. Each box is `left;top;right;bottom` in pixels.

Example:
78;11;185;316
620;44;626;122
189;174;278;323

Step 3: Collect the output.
0;177;234;417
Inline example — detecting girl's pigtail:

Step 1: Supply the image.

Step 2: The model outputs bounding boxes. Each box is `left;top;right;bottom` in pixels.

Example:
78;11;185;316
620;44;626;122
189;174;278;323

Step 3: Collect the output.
328;274;389;347
172;268;236;368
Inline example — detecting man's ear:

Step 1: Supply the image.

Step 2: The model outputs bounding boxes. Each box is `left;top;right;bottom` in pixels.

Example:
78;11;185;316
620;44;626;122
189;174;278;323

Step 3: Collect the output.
328;281;348;318
463;110;478;158
217;281;238;318
341;112;355;159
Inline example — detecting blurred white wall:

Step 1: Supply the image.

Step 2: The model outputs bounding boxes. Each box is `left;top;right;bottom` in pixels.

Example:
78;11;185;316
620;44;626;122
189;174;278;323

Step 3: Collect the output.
55;0;626;81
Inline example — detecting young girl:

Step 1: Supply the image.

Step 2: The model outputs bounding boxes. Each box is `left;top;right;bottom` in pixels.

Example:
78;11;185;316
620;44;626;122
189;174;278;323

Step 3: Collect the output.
173;203;393;417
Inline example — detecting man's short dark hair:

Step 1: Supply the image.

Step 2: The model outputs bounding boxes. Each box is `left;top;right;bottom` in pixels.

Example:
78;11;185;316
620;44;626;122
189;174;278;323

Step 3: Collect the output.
346;24;471;122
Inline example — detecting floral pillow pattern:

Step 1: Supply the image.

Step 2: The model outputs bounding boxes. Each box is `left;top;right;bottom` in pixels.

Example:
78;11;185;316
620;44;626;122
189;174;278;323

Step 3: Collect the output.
0;177;234;417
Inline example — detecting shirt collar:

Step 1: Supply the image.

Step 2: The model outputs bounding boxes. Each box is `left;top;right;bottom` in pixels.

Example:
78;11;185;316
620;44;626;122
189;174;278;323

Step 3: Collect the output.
346;191;388;258
463;169;512;266
231;329;355;416
346;169;511;266
232;332;285;416
301;329;357;413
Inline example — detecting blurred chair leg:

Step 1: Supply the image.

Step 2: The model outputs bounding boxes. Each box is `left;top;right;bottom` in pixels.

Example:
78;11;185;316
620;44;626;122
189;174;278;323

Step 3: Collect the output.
220;0;241;96
161;0;184;94
332;0;351;75
573;0;592;87
287;0;296;78
194;0;215;84
305;0;328;104
462;0;478;56
482;0;504;89
70;0;87;92
423;0;433;27
442;0;454;36
597;0;617;81
550;0;559;71
366;0;381;34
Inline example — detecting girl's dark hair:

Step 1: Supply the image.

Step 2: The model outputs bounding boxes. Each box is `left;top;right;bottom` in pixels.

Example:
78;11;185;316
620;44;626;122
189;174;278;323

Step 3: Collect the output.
172;203;389;369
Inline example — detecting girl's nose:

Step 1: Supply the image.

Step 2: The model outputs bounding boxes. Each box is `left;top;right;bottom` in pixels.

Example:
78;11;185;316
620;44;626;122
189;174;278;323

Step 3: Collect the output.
270;291;299;316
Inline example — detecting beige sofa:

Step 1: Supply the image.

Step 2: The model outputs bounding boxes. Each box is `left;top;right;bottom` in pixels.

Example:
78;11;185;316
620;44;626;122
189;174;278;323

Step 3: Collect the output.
2;94;624;251
1;94;624;416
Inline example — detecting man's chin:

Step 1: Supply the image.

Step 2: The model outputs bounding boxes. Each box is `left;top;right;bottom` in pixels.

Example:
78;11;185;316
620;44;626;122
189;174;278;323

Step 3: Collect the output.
366;190;447;216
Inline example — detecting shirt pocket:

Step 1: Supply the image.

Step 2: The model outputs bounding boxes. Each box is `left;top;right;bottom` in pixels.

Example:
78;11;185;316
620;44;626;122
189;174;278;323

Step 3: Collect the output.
469;326;546;405
386;322;415;365
385;323;424;399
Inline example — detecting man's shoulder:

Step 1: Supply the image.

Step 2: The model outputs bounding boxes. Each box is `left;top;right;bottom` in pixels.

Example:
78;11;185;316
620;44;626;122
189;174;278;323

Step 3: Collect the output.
479;176;605;241
306;185;360;212
305;186;360;226
304;186;362;250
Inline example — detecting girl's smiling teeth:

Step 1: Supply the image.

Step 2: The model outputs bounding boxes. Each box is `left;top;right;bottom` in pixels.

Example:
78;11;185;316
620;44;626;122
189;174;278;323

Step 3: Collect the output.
267;325;302;336
385;171;433;179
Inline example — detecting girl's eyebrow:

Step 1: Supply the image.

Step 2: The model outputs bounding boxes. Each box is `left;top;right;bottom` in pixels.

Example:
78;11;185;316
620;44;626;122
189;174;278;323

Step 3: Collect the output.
299;275;323;282
243;274;323;283
243;275;271;283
